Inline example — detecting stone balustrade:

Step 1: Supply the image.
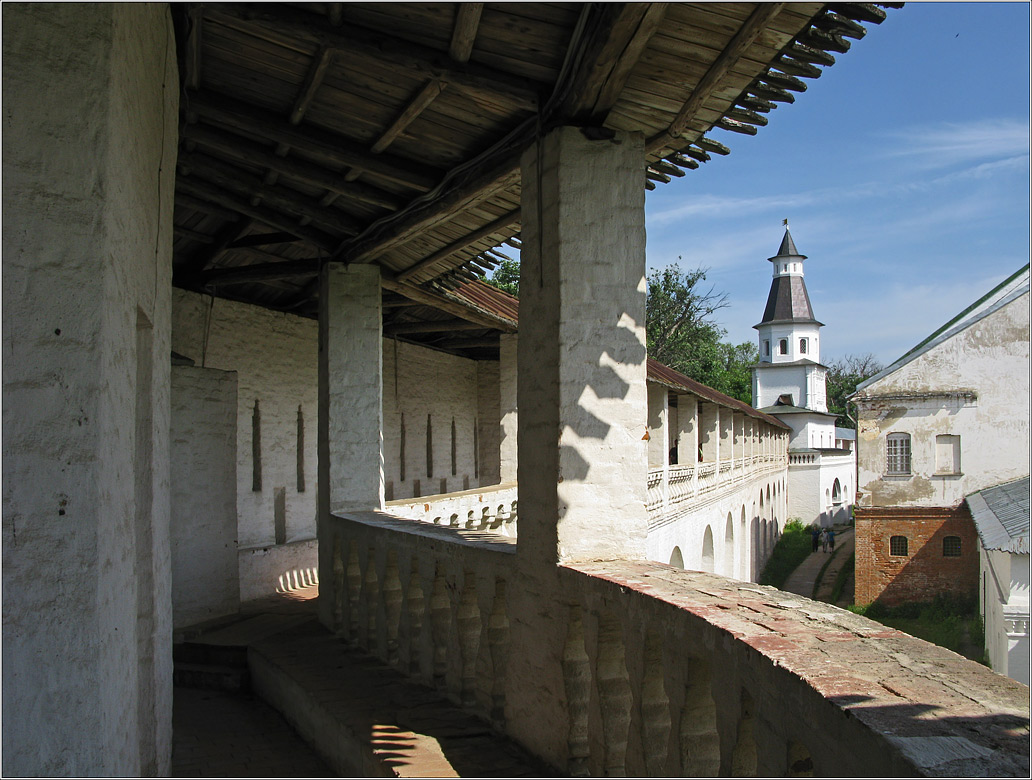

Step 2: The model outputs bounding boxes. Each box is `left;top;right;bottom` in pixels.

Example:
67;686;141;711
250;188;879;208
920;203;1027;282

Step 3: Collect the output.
322;511;1029;777
646;455;784;518
386;482;518;537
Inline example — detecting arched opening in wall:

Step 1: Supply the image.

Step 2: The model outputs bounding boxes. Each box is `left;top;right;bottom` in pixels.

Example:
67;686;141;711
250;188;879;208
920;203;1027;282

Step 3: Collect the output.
832;478;842;505
825;488;831;509
679;658;719;776
739;506;747;579
759;490;764;512
670;546;684;569
701;527;715;573
723;513;735;577
787;741;814;777
778;339;788;355
750;518;759;580
731;689;758;777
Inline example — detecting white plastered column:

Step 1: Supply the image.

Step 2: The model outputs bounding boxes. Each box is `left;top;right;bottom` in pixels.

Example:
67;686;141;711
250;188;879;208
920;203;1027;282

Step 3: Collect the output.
507;126;648;768
678;394;699;465
499;333;518;482
647;383;670;468
516;126;649;565
317;263;384;625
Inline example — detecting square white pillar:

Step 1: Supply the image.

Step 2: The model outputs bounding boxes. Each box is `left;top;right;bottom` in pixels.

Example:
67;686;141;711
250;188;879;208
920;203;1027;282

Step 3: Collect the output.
318;262;385;515
678;394;698;465
516;126;648;564
499;333;518;482
647;383;669;468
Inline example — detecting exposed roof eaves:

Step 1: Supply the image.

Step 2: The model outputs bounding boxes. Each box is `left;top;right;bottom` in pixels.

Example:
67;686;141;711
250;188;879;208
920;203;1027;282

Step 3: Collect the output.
854;265;1031;395
647;358;789;429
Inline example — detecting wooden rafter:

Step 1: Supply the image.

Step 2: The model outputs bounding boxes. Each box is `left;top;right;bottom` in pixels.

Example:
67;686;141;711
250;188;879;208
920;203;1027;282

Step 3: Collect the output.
178;151;364;236
200;259;320;287
449;3;483;64
559;3;669;124
189;91;441;192
228;232;301;249
184;123;403;211
380;274;517;333
177;218;254;282
384;319;487;336
206;4;541;113
177;178;337;251
396;209;520;283
646;3;787;155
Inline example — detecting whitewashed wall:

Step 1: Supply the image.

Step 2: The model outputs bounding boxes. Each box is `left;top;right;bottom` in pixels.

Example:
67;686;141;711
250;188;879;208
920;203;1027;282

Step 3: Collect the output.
2;5;177;775
382;338;490;500
856;293;1030;509
170;366;239;628
172;290;319;549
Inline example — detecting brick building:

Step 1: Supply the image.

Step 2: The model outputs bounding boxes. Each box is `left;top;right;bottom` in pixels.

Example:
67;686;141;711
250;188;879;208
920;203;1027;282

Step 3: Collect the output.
852;265;1030;607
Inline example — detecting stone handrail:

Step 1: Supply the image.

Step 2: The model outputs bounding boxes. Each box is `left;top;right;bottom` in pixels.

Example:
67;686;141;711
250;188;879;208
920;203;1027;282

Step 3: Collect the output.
646;456;785;518
322;512;1030;777
386;481;518;537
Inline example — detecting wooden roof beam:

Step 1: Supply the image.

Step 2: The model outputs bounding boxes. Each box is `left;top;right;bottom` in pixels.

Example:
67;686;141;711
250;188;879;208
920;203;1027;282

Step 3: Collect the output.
175;191;244;223
560;3;669;124
396;209;520;283
384;319;487;336
189;90;441;192
199;259;320;287
337;154;520;266
206;4;541;113
646;3;785;154
176;177;338;251
184;123;402;211
176;217;255;283
380;274;517;333
228;231;301;249
449;3;483;64
178;151;364;237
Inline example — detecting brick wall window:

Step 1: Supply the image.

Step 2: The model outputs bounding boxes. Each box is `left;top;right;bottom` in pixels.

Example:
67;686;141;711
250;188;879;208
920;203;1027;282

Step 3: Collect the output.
943;535;962;557
886;432;911;475
890;535;909;556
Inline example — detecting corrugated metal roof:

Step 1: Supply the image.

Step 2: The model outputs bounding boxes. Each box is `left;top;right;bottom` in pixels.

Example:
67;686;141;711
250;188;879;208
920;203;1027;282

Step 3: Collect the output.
968;476;1030;554
450;279;519;324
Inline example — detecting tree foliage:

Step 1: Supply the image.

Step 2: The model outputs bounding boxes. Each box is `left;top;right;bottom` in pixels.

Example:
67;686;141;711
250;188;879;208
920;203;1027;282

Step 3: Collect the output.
484;258;520;297
646;264;757;403
825;353;883;428
483;258;760;404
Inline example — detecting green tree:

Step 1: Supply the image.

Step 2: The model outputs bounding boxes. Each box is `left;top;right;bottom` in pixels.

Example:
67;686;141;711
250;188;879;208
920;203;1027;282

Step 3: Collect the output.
484;257;520;297
825;353;883;428
646;264;757;403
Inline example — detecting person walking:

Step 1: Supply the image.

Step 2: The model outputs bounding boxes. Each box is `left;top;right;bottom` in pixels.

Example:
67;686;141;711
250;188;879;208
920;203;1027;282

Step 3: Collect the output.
828;528;836;552
811;525;820;552
820;528;828;553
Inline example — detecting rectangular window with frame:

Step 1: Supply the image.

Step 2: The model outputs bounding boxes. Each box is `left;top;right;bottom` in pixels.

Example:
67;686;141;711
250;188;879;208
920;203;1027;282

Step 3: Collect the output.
935;434;961;475
886;432;911;475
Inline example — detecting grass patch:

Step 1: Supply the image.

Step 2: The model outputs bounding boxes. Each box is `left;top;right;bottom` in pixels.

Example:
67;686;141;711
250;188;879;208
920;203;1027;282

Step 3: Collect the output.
830;551;854;604
758;520;811;589
849;594;984;662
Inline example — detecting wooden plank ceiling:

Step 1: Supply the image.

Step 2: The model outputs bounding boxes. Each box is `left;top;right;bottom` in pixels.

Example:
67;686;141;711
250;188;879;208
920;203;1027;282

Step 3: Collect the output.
172;2;897;360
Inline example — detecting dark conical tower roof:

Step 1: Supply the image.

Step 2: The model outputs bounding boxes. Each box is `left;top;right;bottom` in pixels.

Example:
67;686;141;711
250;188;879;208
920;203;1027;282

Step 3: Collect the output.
755;229;821;327
772;228;805;260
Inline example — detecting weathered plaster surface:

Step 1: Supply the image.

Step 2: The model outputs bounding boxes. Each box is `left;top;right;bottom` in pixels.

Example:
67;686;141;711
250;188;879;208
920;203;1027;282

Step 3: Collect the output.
170;366;239;628
856;293;1029;509
2;4;177;774
172;288;319;549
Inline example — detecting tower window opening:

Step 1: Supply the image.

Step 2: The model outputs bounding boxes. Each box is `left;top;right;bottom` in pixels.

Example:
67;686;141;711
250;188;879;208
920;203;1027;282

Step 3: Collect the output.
763;340;770;356
799;338;807;354
778;339;788;355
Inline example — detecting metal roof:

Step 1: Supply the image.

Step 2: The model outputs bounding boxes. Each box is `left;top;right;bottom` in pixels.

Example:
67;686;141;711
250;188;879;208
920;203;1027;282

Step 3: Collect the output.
968;476;1030;555
756;274;819;327
769;228;805;260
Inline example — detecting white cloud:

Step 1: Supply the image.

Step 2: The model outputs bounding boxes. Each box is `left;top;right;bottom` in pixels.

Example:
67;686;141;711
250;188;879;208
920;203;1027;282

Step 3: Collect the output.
880;118;1030;170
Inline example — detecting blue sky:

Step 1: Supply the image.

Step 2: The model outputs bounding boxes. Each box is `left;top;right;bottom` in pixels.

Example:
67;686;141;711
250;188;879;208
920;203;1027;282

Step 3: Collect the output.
644;1;1031;366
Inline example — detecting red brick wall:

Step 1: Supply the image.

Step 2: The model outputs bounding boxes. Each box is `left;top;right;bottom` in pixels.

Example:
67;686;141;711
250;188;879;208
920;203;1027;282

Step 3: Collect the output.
854;505;978;607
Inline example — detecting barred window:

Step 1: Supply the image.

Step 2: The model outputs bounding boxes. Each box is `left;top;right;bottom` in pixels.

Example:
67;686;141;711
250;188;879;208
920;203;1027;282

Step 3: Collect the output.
886;433;911;475
890;535;909;556
943;536;962;557
778;339;788;355
799;338;807;354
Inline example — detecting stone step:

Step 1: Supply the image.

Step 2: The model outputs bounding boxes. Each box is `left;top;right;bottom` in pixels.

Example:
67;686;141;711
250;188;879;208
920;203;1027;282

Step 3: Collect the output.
249;619;549;777
173;661;250;693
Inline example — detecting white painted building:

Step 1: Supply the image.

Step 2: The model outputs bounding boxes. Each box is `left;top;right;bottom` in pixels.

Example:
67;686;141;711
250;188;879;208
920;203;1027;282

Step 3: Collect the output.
851;264;1031;609
969;477;1030;686
751;229;855;527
